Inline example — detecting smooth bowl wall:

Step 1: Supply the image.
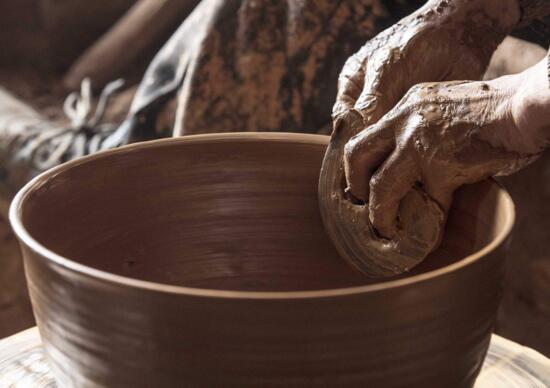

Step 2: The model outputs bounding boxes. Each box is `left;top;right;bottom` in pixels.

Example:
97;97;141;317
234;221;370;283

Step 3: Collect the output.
10;133;514;388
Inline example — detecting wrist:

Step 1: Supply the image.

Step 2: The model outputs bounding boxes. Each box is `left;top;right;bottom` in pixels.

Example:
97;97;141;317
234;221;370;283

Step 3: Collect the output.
510;58;550;153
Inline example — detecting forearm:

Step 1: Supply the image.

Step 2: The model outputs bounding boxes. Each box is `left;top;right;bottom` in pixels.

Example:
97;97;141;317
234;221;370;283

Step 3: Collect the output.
510;52;550;152
450;52;550;156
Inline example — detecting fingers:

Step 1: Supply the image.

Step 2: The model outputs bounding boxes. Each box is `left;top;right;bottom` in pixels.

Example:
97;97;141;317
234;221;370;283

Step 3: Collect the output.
343;119;395;201
353;50;407;128
368;149;419;239
333;53;365;122
334;46;408;138
422;179;454;216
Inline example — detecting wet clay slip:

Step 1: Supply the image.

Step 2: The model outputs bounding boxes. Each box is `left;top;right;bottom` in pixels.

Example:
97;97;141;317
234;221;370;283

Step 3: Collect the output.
322;0;524;277
10;133;514;387
319;110;445;277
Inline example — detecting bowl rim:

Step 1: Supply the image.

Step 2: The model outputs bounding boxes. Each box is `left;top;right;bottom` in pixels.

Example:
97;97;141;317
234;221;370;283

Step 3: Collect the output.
9;132;515;300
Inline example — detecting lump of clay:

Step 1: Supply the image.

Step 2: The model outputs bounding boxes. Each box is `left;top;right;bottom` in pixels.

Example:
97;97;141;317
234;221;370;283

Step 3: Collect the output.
318;111;444;277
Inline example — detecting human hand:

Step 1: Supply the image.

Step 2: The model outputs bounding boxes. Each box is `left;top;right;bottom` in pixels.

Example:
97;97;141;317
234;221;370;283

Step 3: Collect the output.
319;0;522;276
335;0;521;204
334;0;520;129
344;58;550;239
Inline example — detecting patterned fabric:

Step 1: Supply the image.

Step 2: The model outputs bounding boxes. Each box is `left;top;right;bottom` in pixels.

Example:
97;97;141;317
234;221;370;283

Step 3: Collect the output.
158;0;425;135
130;0;550;139
3;0;550;194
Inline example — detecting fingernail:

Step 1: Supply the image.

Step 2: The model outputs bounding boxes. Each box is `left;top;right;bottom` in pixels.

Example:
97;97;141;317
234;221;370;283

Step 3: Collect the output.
344;187;365;205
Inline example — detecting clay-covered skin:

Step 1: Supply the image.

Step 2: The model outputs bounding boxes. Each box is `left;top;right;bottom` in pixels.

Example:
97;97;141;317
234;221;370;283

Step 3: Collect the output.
337;0;522;203
320;0;523;276
344;65;549;239
333;0;521;128
320;108;445;276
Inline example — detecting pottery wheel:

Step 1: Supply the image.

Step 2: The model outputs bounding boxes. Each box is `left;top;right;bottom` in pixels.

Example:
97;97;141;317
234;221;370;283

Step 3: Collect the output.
1;328;549;387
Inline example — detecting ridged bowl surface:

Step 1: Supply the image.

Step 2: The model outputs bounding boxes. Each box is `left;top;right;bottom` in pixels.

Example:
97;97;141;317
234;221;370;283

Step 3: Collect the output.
10;133;515;388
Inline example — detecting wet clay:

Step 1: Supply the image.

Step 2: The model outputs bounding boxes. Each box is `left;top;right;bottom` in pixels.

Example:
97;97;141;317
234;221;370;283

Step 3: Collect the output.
319;109;445;276
10;133;515;387
319;0;522;276
17;134;492;290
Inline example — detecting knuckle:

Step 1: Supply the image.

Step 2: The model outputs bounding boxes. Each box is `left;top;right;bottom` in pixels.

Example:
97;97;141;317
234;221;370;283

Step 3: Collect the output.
363;120;386;136
346;51;363;68
346;124;379;152
340;53;365;79
369;172;386;197
402;82;437;104
332;101;348;120
405;84;424;97
343;138;360;164
354;93;379;114
404;82;433;99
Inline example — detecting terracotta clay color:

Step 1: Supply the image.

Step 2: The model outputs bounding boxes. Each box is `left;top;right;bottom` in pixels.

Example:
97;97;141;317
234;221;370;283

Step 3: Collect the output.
10;133;514;387
319;109;445;276
318;0;521;277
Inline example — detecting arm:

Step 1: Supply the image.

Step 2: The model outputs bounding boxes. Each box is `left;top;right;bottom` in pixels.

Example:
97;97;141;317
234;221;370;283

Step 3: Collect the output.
508;50;550;152
333;0;521;201
343;53;550;238
320;0;550;268
334;0;521;125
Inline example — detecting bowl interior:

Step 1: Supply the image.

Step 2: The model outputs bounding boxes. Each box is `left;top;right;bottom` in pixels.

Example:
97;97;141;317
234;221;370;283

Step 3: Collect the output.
17;134;512;291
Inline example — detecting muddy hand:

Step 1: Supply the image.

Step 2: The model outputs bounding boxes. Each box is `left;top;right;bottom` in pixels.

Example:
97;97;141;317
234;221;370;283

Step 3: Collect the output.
345;56;550;239
336;0;520;203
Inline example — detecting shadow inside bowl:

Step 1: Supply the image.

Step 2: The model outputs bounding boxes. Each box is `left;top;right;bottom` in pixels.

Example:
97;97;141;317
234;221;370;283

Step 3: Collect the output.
19;134;505;292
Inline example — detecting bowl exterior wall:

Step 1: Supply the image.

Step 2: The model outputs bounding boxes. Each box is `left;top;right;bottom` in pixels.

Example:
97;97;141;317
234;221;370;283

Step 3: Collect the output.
19;239;507;388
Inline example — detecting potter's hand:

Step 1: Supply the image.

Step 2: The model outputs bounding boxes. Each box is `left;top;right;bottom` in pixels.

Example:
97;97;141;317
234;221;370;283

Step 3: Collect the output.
335;0;521;197
334;0;521;120
344;57;550;239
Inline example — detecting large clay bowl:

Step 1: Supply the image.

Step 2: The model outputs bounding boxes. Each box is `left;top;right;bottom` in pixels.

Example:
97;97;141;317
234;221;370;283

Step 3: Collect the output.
10;133;514;388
